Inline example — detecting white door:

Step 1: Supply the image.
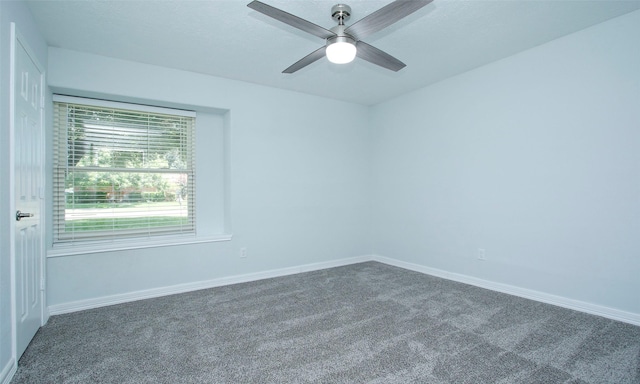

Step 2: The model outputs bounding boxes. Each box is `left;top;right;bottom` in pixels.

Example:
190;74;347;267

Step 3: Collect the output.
12;26;45;358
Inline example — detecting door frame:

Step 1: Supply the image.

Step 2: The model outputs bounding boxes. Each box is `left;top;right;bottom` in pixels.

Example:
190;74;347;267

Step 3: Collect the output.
8;21;47;365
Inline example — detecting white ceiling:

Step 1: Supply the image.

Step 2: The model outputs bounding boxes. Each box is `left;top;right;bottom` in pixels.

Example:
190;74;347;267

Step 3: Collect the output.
26;0;640;105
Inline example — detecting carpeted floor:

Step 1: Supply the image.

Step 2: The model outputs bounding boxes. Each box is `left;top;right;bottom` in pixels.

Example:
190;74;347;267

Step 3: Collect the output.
12;262;640;383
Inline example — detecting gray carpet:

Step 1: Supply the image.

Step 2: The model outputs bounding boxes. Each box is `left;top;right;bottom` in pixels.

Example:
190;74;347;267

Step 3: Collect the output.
12;262;640;383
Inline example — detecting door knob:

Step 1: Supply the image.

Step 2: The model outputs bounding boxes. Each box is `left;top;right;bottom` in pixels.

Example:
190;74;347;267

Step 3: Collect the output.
16;210;34;221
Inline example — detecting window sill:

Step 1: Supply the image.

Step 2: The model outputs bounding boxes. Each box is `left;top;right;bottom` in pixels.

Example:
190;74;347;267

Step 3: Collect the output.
47;233;233;258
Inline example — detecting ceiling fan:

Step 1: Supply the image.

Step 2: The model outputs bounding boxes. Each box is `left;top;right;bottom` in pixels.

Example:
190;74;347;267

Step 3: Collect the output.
247;0;433;73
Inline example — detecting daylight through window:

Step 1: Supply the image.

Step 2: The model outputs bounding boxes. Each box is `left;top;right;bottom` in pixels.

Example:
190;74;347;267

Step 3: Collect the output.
53;96;196;244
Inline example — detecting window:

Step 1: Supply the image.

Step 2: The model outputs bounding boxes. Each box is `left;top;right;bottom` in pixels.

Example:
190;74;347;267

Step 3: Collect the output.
52;96;196;245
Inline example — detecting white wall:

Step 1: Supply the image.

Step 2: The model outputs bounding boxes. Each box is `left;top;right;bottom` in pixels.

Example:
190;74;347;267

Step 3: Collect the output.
5;9;639;371
371;10;640;315
46;48;372;308
0;1;48;381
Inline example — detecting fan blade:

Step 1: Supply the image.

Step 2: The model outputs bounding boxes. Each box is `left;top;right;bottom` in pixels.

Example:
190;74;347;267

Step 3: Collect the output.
345;0;432;41
248;1;336;40
283;46;327;74
356;41;406;72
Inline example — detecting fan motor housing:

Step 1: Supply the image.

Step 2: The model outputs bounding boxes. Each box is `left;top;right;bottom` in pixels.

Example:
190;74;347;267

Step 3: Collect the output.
326;34;356;46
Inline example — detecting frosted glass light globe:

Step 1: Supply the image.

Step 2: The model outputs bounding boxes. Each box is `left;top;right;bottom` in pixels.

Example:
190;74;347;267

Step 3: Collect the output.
326;41;357;64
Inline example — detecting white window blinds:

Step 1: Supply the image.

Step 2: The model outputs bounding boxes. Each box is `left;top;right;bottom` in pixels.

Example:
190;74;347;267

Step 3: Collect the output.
53;96;196;245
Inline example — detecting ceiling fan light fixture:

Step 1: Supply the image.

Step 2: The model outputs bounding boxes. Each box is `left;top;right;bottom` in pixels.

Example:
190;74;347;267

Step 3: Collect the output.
247;0;429;73
326;36;357;64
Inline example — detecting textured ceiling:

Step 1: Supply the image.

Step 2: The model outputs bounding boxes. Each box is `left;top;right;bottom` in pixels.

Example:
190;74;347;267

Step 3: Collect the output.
26;0;640;105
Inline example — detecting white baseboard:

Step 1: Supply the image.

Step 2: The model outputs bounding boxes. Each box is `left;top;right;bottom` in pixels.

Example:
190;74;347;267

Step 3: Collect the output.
48;254;640;326
372;255;640;326
48;255;373;316
1;358;16;384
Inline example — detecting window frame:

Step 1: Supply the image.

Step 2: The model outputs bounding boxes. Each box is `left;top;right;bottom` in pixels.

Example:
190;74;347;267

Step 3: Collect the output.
51;95;200;248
